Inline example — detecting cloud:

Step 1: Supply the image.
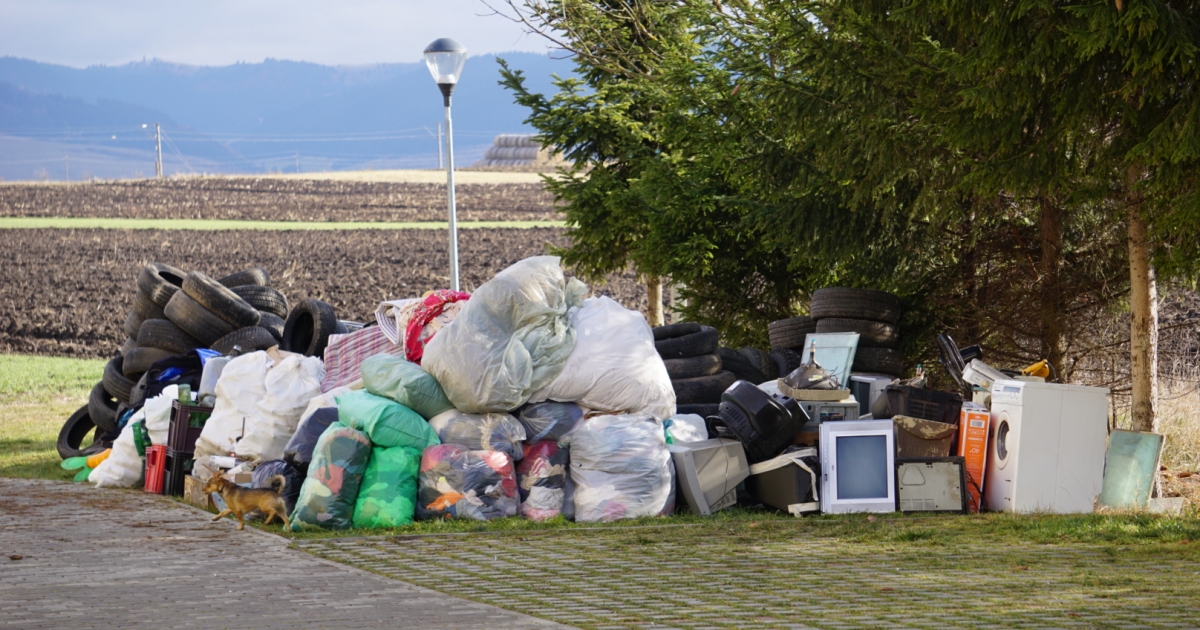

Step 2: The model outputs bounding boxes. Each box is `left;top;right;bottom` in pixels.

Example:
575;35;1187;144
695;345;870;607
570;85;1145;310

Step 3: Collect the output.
0;0;550;67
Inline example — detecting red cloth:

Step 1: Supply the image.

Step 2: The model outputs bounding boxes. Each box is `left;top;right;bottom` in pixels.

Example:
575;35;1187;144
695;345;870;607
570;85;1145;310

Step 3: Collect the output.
404;289;470;364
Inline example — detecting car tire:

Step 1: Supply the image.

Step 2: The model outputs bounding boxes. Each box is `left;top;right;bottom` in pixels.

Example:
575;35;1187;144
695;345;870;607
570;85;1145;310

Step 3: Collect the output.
218;267;271;288
136;319;203;354
768;316;816;351
102;355;136;403
655;325;719;359
663;353;721;380
810;288;902;324
211;326;279;356
738;347;776;379
165;291;236;345
132;291;166;321
770;348;805;379
676;403;721;420
815;317;899;349
122;347;176;377
672;370;737;405
182;271;260;328
58;405;105;460
120;336;137;357
852;347;904;376
652;322;701;341
123;309;144;339
257;312;285;342
717;347;770;384
230;285;288;319
283;298;339;358
137;262;187;307
87;382;119;433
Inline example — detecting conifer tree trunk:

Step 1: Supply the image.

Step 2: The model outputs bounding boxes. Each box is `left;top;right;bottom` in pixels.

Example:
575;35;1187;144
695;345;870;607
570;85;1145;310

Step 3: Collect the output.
647;275;664;327
1039;198;1065;380
1127;201;1158;433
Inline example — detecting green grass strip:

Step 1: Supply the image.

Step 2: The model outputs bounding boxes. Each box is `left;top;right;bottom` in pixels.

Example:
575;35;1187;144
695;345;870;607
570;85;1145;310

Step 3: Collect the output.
0;217;566;231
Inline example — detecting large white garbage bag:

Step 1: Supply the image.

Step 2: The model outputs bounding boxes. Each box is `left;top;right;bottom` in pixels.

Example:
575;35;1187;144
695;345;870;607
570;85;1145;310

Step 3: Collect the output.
530;296;675;419
90;386;178;488
193;351;325;461
423;256;587;413
565;414;675;523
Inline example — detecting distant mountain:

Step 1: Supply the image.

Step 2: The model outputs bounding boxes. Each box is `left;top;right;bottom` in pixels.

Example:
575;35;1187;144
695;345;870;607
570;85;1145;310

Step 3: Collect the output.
0;53;573;180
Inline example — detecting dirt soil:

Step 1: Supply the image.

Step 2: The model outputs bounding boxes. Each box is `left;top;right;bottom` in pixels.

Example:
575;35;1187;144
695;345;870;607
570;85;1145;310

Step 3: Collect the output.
0;228;643;358
0;178;558;222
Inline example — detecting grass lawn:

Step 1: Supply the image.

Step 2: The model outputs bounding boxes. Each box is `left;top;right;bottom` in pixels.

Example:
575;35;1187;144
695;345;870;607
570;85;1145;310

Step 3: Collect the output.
0;354;105;480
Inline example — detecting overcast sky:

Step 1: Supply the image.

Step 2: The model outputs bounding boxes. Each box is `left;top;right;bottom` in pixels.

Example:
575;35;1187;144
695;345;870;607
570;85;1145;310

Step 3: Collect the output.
0;0;550;68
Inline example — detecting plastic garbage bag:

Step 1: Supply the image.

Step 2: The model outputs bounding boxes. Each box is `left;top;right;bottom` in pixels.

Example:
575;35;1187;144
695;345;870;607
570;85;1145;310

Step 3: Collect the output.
517;401;584;443
416;444;518;521
194;351;325;462
290;422;372;531
531;296;675;419
90;386;178;488
352;446;422;528
360;354;454;419
565;414;676;523
427;409;526;461
284;407;339;471
336;390;440;451
422;256;587;413
517;440;569;521
664;414;709;444
252;459;304;515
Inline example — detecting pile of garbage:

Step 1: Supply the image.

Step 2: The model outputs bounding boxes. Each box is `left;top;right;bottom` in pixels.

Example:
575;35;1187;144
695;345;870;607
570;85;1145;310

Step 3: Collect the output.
70;256;1159;527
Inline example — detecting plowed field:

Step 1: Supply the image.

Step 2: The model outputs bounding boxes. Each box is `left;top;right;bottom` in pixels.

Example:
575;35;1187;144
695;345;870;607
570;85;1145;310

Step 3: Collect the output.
0;178;557;222
0;228;643;358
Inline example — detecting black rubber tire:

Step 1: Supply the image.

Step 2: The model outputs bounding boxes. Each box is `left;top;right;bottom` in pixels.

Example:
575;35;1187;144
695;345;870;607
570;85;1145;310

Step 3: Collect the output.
182;271;260;328
810;288;902;325
165;291;236;345
218;267;271;288
57;405;104;460
815;317;900;349
283;298;339;358
136;319;203;354
137;262;187;307
258;312;285;341
770;349;805;380
102;355;136;403
672;370;737;405
655;325;719;360
128;372;151;409
769;316;816;351
738;347;775;378
229;285;288;319
211;327;278;355
87;382;119;433
122;347;176;377
132;291;167;321
853;347;904;376
652;322;701;341
663;354;721;380
123;309;144;339
676;403;721;419
717;347;771;384
120;337;137;357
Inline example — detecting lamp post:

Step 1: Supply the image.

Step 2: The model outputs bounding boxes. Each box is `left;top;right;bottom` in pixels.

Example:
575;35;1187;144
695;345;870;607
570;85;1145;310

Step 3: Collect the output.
424;37;468;292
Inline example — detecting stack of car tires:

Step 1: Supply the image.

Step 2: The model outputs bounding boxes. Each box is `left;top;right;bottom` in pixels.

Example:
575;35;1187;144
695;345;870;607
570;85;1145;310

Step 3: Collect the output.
768;288;903;378
653;323;734;418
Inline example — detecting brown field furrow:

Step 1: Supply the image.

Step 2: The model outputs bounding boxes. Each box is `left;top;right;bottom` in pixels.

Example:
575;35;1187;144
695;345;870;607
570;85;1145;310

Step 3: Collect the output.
0;228;643;358
0;178;559;223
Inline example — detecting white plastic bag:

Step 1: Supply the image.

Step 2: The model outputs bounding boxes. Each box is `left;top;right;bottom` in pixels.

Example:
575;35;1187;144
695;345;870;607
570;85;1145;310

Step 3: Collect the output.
427;409;527;461
193;351;325;461
665;414;709;443
530;296;675;418
565;414;675;523
423;256;586;413
90;386;178;488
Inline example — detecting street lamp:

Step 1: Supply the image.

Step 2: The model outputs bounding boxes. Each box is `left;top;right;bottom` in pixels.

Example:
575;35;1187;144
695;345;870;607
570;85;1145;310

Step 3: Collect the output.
424;37;468;292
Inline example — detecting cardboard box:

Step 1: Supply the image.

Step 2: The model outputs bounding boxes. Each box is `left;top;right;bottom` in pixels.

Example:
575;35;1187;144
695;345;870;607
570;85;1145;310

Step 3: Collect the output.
957;403;990;512
745;447;820;516
183;474;213;510
667;439;750;515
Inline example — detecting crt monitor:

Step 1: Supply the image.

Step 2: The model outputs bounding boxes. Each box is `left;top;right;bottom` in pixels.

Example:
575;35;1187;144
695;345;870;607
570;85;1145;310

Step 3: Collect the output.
819;419;896;514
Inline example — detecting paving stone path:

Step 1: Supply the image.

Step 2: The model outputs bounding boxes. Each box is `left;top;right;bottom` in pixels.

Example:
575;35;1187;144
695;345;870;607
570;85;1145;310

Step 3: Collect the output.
0;479;563;629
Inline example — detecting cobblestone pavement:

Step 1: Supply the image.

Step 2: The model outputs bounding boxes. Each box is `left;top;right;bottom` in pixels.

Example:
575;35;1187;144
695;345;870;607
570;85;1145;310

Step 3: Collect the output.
298;526;1200;629
0;479;563;630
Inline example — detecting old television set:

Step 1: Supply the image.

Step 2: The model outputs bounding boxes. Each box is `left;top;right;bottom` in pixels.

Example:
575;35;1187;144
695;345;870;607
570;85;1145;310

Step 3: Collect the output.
819;419;897;514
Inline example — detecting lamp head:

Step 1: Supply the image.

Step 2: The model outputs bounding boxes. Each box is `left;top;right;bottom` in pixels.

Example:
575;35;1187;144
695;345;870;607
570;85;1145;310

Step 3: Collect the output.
424;38;467;104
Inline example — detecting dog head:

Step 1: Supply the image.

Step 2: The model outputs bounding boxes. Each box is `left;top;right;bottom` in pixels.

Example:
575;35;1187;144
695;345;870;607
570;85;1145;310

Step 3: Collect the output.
202;472;232;495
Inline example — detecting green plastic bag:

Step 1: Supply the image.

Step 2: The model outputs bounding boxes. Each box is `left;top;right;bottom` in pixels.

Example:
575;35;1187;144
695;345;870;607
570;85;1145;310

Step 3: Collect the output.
360;354;454;420
290;422;372;531
336;390;440;451
352;446;421;528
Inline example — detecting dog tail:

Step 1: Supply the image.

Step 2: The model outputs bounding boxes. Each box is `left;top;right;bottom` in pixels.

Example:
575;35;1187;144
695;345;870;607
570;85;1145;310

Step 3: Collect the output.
268;474;286;495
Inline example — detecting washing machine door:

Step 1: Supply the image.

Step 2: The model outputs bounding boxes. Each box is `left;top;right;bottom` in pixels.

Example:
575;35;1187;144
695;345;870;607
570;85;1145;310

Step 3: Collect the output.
993;411;1014;471
985;408;1017;512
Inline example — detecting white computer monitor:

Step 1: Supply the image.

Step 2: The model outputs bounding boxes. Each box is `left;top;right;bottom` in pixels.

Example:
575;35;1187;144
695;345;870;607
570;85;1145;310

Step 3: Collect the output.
819;419;896;514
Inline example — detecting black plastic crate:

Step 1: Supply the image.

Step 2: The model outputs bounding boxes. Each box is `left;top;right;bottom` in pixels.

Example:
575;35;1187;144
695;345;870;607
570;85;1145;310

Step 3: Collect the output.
884;385;963;426
161;452;191;497
168;400;211;457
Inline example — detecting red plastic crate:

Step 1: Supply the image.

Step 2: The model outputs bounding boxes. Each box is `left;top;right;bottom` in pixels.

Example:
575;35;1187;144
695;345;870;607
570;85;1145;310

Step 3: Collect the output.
144;445;167;494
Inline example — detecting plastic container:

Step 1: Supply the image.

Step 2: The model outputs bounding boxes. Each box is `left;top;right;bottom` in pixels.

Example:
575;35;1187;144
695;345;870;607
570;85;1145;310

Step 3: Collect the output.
162;453;190;497
168;400;211;457
893;415;958;458
884;385;962;426
198;356;231;398
144;445;167;494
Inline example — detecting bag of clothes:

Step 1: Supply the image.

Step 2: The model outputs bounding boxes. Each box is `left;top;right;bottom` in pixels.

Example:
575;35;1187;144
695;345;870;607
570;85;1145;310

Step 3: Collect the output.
565;414;675;523
427;409;526;462
517;440;569;521
360;353;455;420
517;401;583;443
416;444;518;521
336;390;440;451
353;446;422;529
290;422;372;531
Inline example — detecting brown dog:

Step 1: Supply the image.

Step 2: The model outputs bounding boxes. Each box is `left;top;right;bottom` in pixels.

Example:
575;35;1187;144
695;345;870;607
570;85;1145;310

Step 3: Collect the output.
202;473;289;530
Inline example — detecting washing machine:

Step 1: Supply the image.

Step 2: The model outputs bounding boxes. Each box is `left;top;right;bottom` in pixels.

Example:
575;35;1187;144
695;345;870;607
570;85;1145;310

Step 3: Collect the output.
984;379;1109;513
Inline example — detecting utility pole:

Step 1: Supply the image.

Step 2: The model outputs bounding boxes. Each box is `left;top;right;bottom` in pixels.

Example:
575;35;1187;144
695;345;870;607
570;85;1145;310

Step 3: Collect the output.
64;155;69;182
154;123;163;178
295;152;300;173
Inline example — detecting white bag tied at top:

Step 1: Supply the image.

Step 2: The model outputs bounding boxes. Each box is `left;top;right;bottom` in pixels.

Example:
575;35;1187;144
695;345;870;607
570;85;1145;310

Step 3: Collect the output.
530;296;676;419
90;386;179;488
193;351;325;461
422;256;587;413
